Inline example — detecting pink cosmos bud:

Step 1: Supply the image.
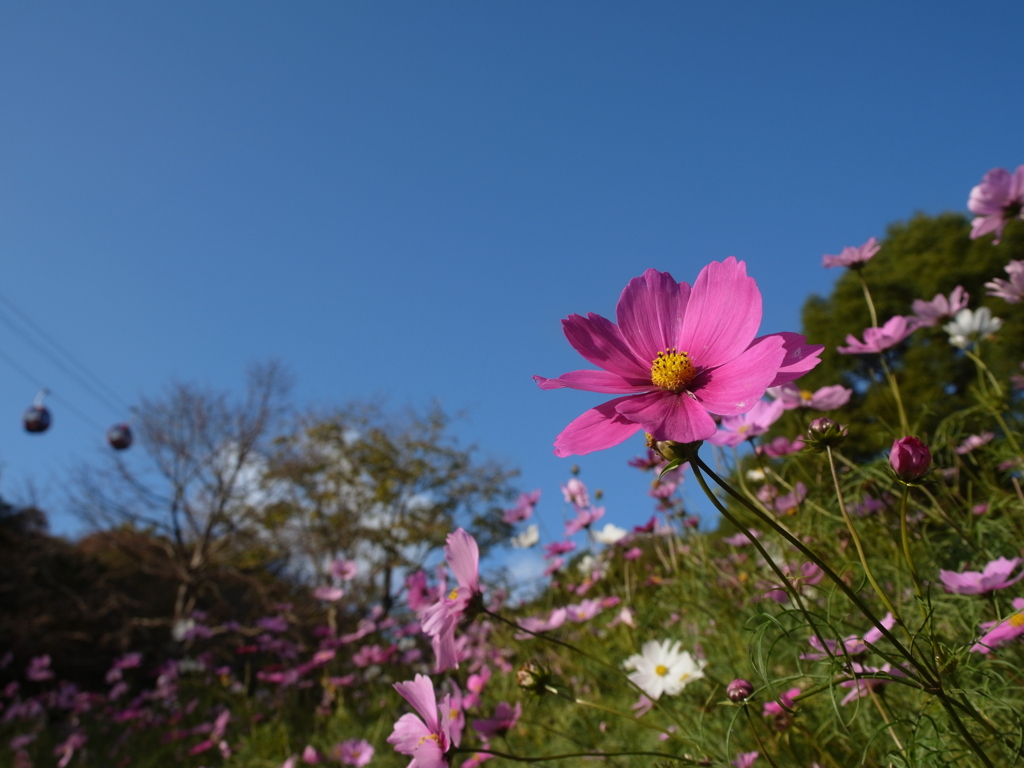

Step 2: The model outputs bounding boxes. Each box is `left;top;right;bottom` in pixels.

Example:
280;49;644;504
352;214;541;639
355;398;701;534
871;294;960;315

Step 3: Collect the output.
805;417;848;451
889;436;931;482
727;679;754;702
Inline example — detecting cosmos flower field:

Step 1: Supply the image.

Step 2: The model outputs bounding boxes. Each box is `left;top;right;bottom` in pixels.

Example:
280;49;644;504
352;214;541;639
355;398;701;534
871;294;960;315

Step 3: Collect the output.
4;165;1024;767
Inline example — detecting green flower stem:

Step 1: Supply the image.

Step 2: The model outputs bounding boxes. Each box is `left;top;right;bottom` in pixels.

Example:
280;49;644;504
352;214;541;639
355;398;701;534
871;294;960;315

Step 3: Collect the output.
866;685;905;754
898;485;929;621
451;746;702;764
688;453;838;665
691;449;1006;766
879;357;911;437
687;448;935;689
857;271;879;328
743;707;783;768
964;347;1024;460
825;446;905;634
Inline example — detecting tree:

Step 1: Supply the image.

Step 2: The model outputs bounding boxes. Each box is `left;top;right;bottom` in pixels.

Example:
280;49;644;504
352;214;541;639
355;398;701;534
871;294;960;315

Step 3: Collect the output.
72;362;292;626
788;213;1024;458
260;401;518;613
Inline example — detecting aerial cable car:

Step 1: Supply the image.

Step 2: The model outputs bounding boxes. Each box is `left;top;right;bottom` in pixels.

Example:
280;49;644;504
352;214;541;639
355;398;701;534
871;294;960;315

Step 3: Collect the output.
23;389;51;434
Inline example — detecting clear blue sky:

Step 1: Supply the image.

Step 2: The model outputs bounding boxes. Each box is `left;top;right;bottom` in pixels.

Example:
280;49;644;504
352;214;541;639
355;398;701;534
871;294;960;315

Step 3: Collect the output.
0;2;1021;545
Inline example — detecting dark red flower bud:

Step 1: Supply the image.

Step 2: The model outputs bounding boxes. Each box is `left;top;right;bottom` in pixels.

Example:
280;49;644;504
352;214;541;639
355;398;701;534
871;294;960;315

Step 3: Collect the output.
890;436;931;482
727;678;754;702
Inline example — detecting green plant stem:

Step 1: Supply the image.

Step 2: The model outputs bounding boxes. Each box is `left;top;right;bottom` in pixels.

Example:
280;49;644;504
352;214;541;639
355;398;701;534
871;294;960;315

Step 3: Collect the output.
743;707;783;768
452;746;702;763
686;448;934;688
879;357;911;436
825;446;905;633
857;271;879;328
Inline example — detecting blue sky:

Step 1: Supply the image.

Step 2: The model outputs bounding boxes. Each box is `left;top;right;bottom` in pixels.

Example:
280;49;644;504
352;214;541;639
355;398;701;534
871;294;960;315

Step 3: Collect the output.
0;2;1021;551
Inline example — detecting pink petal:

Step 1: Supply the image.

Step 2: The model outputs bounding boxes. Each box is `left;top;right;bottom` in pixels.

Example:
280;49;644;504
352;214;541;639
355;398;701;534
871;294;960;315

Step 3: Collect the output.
393;675;439;733
533;370;651;393
692;335;786;415
387;713;433;752
614;390;717;443
614;269;691;363
552;396;644;457
680;258;762;369
762;333;823;386
561;313;649;379
446;529;480;593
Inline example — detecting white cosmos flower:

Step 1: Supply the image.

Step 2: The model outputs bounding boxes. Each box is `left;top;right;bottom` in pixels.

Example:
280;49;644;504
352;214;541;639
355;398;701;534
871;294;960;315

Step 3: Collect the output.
622;640;706;700
746;469;766;482
592;523;628;545
944;307;1002;349
510;524;539;549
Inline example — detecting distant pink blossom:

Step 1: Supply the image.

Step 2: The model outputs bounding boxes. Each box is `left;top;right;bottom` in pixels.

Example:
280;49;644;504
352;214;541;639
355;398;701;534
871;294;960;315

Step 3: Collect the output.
54;732;87;768
561;478;590;509
822;237;880;269
768;383;851;411
302;745;323;763
911;286;969;327
837;315;916;355
956;432;994;454
839;663;904;706
733;752;759;768
1012;362;1024;390
535;261;822;456
564;506;604;536
629;449;666;471
503;490;541;523
623;546;643;560
314;585;345;602
330;559;359;581
707;399;785;447
971;597;1024;654
939;557;1023;594
544;540;576;558
26;655;53;681
542;557;565;576
802;613;897;661
388;674;461;768
337;739;375;767
763;561;823;604
723;530;761;547
985;259;1024;304
422;529;482;671
473;701;521;738
463;666;491;709
774;483;807;515
968;165;1024;243
566;599;604;623
763;687;800;717
758;435;805;458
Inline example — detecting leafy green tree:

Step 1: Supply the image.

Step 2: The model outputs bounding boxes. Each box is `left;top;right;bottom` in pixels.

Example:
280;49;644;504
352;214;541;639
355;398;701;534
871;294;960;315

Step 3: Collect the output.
791;213;1024;459
260;402;518;612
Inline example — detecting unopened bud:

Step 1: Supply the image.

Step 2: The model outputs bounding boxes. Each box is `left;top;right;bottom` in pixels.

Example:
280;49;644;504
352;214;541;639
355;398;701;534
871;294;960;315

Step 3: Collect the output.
726;678;754;702
517;661;552;694
805;418;848;451
645;434;702;463
889;436;931;482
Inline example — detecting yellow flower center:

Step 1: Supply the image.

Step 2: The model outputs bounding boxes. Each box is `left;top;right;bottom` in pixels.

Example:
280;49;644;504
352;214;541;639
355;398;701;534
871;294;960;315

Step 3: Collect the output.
449;588;459;601
1009;612;1024;628
800;389;813;403
418;734;440;746
737;425;750;434
655;665;669;676
679;672;691;682
650;348;696;392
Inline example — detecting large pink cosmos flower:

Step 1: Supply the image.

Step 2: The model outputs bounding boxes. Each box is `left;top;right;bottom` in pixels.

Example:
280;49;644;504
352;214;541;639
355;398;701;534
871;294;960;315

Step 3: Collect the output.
971;597;1024;654
968;165;1024;244
535;260;822;457
388;674;461;768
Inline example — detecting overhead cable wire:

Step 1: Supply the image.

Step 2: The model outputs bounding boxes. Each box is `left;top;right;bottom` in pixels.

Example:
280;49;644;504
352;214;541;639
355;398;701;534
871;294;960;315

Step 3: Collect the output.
0;348;109;433
0;294;129;417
